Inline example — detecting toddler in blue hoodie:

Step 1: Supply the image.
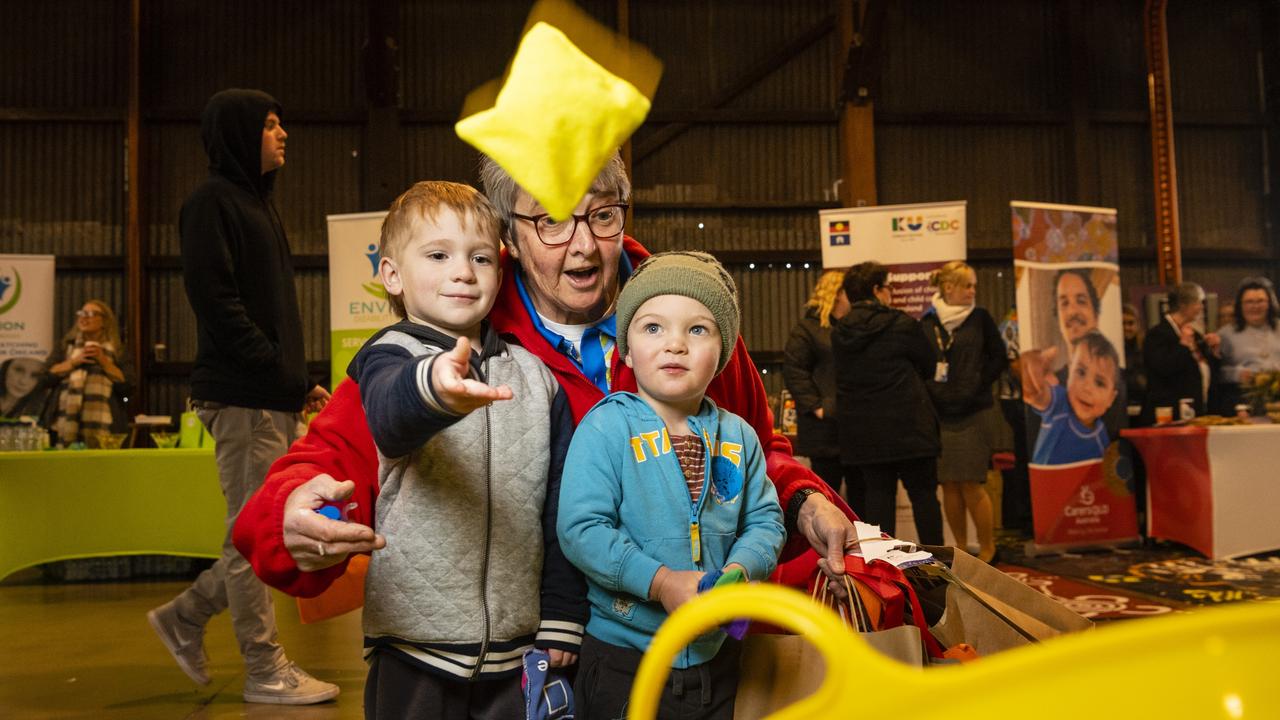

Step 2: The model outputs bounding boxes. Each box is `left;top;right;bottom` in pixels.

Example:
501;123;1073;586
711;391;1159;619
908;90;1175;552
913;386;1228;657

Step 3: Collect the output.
557;251;785;719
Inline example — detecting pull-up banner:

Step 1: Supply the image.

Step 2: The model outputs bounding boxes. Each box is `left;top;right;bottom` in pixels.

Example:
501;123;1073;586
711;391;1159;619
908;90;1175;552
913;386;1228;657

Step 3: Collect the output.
1011;201;1137;550
819;201;966;317
0;254;55;420
327;211;393;389
0;254;55;362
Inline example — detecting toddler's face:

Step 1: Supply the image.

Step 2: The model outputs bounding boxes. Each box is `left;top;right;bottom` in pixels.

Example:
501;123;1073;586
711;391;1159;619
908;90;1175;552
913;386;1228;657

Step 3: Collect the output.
381;208;501;340
625;294;721;416
1066;346;1118;427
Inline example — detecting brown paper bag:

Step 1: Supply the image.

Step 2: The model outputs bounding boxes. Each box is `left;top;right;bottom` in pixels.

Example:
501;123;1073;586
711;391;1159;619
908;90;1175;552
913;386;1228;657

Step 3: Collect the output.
733;625;924;720
922;546;1093;655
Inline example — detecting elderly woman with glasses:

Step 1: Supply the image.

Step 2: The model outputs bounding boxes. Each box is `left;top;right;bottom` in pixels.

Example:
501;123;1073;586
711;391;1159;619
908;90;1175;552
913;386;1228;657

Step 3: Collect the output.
233;152;860;621
45;299;133;443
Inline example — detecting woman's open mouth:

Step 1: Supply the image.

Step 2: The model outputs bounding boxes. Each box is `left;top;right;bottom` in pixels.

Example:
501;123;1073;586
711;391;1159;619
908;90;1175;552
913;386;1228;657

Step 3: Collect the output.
564;266;599;288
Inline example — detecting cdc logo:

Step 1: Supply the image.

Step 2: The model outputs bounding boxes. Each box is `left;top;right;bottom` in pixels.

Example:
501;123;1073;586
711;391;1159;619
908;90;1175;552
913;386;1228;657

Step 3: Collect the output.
892;217;960;234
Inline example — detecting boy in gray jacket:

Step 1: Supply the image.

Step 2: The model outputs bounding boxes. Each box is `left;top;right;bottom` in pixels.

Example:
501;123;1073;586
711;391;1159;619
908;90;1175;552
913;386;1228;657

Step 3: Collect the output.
348;181;584;719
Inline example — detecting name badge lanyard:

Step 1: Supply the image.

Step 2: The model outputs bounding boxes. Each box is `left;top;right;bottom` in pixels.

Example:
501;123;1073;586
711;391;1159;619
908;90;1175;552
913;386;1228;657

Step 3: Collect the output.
933;325;954;383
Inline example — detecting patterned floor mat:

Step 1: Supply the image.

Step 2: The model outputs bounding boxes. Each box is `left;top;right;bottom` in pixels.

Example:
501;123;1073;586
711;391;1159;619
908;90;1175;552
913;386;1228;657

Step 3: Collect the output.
995;535;1280;612
995;563;1185;621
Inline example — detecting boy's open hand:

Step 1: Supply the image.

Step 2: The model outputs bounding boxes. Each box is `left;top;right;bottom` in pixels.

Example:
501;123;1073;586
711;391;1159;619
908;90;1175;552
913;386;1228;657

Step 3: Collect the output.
432;336;514;414
284;474;386;571
1020;346;1057;411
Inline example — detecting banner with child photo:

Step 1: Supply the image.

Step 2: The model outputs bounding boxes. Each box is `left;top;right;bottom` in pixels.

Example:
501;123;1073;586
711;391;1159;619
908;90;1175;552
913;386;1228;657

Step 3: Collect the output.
1010;201;1138;550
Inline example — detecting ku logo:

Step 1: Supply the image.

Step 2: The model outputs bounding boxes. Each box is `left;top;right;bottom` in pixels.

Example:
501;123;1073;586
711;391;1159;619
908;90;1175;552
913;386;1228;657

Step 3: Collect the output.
892;216;924;232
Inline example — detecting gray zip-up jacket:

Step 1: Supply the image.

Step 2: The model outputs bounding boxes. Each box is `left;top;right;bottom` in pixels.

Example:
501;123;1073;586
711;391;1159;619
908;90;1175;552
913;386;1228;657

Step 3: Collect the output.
349;320;585;679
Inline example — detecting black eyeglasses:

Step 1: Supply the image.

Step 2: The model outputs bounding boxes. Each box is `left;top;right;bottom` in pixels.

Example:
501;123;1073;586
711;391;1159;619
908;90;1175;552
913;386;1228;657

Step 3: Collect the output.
511;204;629;247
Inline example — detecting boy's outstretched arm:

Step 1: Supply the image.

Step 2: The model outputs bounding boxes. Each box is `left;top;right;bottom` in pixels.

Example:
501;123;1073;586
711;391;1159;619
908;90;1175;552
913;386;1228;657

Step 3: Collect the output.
537;389;588;667
353;335;507;457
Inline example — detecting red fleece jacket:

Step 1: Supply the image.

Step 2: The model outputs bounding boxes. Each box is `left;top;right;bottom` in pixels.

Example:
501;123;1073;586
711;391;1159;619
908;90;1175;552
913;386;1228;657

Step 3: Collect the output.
232;236;851;597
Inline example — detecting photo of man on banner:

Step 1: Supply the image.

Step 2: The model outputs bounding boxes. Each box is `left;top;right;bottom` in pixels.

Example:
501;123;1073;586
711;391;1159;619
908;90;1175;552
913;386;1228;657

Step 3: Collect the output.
1011;202;1137;550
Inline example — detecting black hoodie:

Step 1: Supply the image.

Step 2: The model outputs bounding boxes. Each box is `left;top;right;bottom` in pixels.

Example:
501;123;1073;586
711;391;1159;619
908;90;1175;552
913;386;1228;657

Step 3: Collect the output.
179;89;308;412
832;300;940;465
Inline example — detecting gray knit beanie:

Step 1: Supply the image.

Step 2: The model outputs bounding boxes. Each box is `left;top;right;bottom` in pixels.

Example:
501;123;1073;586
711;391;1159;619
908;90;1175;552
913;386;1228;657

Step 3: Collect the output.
615;251;740;374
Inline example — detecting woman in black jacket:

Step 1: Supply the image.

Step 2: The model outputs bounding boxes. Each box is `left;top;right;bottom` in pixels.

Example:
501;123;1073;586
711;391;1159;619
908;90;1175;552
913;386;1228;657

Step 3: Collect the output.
832;262;943;544
784;270;862;515
920;261;1007;562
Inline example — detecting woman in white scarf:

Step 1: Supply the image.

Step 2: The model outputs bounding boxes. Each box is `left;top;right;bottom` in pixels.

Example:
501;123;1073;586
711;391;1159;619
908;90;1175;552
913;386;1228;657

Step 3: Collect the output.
920;262;1007;563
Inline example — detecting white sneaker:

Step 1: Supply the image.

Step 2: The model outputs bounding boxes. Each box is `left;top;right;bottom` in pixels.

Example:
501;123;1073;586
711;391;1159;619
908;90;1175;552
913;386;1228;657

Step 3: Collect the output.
147;601;210;686
243;662;340;705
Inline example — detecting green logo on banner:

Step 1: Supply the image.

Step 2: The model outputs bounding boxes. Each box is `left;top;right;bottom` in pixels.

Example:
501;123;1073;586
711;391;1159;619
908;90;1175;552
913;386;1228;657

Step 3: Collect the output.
362;280;388;299
0;267;22;315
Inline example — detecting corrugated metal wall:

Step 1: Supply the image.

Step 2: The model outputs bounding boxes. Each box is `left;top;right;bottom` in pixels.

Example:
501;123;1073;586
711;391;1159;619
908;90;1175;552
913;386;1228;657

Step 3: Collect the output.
1;0;1275;422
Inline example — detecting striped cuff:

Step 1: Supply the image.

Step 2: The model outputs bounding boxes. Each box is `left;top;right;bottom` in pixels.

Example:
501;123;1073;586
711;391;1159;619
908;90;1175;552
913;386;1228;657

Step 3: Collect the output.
535;619;585;652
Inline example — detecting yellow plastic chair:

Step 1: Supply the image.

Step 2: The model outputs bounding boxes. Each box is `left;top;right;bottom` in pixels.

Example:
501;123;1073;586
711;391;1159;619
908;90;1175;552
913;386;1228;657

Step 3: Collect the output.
630;583;1279;719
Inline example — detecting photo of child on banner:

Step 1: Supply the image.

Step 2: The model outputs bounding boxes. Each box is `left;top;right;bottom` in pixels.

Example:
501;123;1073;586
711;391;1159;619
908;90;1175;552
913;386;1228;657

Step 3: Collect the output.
1010;202;1138;549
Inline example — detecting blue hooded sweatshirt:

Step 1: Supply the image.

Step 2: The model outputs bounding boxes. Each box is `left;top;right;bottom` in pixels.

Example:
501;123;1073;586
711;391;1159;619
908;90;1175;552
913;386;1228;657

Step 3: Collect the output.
557;392;785;668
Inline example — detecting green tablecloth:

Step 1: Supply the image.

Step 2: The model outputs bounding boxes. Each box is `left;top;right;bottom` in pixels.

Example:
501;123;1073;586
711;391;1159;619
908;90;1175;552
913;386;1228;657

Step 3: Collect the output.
0;448;225;580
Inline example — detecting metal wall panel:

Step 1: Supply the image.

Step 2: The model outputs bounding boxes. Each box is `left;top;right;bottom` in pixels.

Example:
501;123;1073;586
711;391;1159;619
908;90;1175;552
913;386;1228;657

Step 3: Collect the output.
876;124;1071;250
0;0;127;108
271;125;365;253
144;123;203;255
147;268;196;363
1174;127;1267;251
633;124;839;206
0;123;125;255
1094;124;1154;251
144;0;365;112
880;0;1065;115
403;125;487;186
295;269;331;361
631;209;821;255
732;265;822;353
1085;0;1148;113
631;0;833;109
400;0;528;110
1168;0;1265;114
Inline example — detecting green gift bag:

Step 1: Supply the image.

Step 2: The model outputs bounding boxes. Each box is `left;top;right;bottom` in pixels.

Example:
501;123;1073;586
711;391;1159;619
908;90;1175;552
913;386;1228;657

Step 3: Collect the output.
179;407;215;449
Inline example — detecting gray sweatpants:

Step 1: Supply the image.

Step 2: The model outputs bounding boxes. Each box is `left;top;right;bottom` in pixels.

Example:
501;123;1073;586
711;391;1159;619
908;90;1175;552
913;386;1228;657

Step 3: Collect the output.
171;403;301;675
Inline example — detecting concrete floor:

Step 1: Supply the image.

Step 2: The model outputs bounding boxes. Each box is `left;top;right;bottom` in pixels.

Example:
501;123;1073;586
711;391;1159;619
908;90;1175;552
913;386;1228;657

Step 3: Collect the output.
0;573;368;719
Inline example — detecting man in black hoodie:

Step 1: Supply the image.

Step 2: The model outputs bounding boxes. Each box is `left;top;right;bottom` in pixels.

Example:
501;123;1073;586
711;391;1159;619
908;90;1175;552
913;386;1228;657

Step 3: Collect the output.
147;89;337;705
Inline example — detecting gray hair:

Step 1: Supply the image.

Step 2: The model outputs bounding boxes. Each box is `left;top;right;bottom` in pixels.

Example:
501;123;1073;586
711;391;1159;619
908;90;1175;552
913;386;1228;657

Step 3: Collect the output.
476;150;633;245
1168;281;1205;312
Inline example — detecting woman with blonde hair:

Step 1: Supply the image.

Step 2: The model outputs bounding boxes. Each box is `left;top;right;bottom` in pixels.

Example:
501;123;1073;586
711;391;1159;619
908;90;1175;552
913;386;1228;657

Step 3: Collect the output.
920;261;1006;562
784;269;863;514
45;299;133;444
